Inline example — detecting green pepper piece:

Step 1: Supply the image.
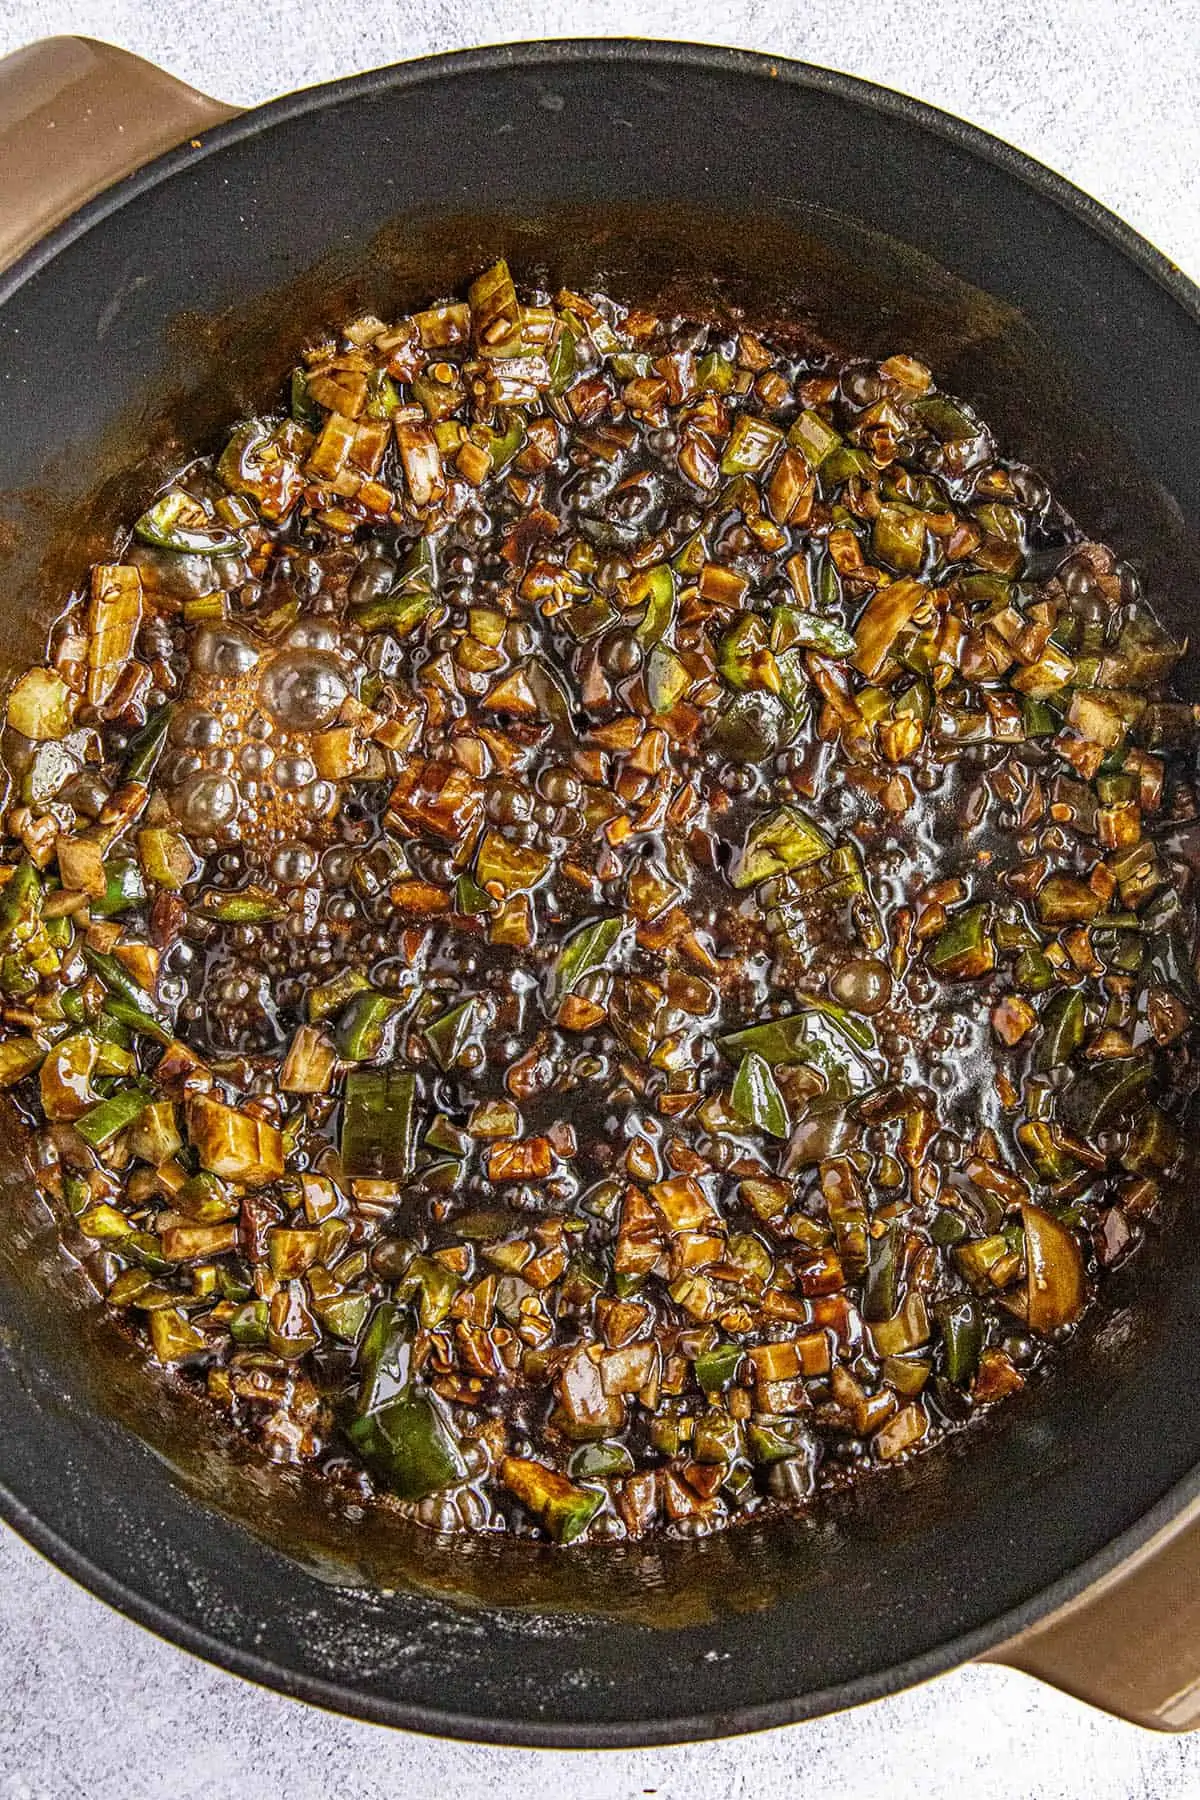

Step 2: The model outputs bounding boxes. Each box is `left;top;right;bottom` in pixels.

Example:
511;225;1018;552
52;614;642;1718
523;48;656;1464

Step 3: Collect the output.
340;1069;418;1179
306;966;373;1023
423;999;479;1071
0;954;36;998
1015;947;1056;993
719;1014;812;1064
1016;1120;1082;1184
927;905;995;980
673;527;709;577
1061;1056;1154;1137
696;350;735;393
548;324;578;396
720;413;784;476
134;490;243;556
500;1455;603;1543
1122;1105;1180;1175
0;859;41;947
366;371;402;419
399;1260;464;1332
314;1290;371;1342
570;1440;635;1479
717;616;771;692
863;1223;901;1321
771;604;855;659
425;1113;470;1156
74;1086;151;1149
289;367;323;429
608;351;654;380
731;1051;790;1139
795;991;877;1055
930;1207;969;1248
454;873;491;915
348;1300;464;1494
718;1011;861;1096
711;691;789;764
469;259;523;356
645;644;690;713
693;1410;744;1464
788;409;842;468
82;947;172;1043
935;1296;983;1385
91;858;147;919
873;505;927;574
731;806;832;889
649;1415;684;1456
821;446;875;485
747;1418;809;1464
561;595;617;641
633;564;676;644
695;1342;745;1393
197;886;288;924
0;1037;45;1086
552;916;625;999
119;708;172;791
1144;926;1200;1009
80;943;170;1044
485;415;527;473
353;589;438;636
229;1299;269;1345
1036;988;1087;1072
335;992;400;1062
913;394;980;442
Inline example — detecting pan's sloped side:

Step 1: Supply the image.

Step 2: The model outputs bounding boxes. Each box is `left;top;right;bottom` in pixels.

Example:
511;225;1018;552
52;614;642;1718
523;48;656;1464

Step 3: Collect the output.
2;41;1200;1744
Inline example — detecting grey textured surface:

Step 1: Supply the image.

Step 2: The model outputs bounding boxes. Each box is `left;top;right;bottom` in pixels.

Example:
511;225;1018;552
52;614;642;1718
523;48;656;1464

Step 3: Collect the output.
0;1;1199;1794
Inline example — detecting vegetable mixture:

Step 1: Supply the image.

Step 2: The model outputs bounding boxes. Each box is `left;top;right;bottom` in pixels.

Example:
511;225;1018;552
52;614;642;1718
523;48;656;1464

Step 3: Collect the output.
2;264;1196;1544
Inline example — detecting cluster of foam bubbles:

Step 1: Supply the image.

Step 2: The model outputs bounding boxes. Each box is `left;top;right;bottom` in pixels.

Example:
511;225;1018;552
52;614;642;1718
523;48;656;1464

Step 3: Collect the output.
162;618;366;861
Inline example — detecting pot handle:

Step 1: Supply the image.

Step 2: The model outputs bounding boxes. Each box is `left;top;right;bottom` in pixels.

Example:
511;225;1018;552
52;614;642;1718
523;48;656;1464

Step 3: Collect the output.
984;1496;1200;1729
0;36;238;272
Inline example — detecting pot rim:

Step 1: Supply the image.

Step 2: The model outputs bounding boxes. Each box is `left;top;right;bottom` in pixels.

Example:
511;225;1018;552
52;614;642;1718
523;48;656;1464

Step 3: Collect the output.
3;36;1200;1746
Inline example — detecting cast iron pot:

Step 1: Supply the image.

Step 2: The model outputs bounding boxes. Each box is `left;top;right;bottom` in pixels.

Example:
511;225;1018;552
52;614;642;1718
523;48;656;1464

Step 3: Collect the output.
2;35;1200;1747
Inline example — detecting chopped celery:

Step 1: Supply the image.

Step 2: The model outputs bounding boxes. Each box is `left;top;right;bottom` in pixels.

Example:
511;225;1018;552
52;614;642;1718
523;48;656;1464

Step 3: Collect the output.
75;1086;150;1148
720;412;783;475
6;668;73;741
134;490;243;556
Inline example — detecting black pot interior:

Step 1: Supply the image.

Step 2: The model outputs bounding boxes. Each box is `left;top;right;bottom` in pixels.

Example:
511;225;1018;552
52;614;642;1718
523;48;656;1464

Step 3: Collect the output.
0;45;1198;1742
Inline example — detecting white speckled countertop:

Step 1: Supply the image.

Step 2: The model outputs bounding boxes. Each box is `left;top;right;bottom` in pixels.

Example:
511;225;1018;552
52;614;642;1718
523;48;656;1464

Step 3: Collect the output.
0;1;1198;1793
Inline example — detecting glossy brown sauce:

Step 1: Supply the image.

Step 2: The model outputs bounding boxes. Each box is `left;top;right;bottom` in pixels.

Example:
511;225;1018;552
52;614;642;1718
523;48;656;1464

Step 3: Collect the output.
0;265;1196;1545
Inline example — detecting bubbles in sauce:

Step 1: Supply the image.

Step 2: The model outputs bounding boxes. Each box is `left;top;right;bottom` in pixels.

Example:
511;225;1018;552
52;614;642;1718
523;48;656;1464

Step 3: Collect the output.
259;649;349;731
163;620;365;850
